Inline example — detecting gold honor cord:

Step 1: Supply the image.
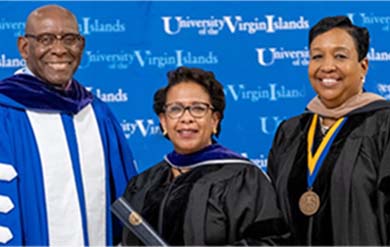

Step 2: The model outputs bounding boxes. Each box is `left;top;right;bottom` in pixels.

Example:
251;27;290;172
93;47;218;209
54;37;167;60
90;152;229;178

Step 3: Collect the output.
299;114;347;216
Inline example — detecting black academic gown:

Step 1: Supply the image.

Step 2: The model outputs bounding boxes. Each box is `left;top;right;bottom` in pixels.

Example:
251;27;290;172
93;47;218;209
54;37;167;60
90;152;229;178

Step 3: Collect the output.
122;160;289;246
268;100;390;245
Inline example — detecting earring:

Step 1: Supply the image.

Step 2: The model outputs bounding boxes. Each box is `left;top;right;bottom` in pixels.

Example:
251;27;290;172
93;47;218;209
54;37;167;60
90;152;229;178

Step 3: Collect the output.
361;76;366;84
162;129;167;136
213;128;217;135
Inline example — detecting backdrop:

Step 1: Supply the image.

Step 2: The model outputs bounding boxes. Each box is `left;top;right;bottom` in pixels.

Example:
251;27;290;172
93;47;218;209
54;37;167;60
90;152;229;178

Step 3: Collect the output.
1;1;389;172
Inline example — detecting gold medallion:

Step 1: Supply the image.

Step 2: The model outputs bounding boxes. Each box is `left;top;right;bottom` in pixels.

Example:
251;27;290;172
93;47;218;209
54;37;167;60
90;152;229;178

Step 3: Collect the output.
128;211;142;226
299;190;320;216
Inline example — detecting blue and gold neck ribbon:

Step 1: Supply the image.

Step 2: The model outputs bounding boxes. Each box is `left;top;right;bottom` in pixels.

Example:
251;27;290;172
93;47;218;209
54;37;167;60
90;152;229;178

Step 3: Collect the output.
307;114;347;187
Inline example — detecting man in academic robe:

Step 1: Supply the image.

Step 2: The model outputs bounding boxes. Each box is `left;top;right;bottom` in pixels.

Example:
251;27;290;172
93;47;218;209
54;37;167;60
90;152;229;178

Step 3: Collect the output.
0;4;137;246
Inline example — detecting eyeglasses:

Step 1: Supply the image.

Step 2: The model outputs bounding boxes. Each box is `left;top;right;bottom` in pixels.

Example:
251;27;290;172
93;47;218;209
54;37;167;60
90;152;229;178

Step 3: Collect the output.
24;33;83;47
164;102;214;119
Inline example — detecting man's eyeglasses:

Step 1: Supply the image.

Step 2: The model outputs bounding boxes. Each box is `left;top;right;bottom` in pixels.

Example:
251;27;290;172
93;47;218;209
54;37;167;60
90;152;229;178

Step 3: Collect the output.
164;102;214;119
24;33;83;47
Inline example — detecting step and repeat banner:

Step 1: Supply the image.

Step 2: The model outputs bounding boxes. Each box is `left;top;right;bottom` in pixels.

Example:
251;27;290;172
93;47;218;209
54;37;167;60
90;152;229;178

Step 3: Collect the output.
1;1;389;172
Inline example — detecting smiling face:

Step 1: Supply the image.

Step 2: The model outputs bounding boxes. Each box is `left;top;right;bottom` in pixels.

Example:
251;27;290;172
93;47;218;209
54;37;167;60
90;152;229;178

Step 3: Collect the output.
18;5;85;88
308;28;368;108
159;81;220;155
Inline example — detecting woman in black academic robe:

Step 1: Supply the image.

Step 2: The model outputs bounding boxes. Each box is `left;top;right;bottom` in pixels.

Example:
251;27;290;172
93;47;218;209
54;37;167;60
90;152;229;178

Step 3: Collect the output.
121;66;289;246
267;16;390;245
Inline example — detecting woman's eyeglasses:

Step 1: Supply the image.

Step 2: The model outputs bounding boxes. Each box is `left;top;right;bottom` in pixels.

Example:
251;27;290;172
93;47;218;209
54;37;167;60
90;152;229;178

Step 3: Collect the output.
164;102;214;119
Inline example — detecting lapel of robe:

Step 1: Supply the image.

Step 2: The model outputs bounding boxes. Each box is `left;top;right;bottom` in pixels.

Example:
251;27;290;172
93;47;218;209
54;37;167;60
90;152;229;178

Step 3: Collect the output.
275;117;309;226
330;136;363;245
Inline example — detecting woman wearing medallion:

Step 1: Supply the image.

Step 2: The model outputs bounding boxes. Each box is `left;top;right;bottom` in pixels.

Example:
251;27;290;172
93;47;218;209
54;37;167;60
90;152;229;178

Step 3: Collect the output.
267;16;390;245
121;66;289;246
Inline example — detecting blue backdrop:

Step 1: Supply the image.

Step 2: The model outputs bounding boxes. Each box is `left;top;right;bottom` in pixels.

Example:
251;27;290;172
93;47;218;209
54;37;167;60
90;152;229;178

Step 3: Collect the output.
1;1;390;172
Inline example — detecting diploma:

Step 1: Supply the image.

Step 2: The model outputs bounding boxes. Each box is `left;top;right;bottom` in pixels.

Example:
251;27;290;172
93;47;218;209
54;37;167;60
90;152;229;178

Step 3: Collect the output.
111;197;168;246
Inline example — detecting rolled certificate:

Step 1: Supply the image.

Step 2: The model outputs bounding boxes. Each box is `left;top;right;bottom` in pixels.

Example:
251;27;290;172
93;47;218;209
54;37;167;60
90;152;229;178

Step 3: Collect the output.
111;197;168;246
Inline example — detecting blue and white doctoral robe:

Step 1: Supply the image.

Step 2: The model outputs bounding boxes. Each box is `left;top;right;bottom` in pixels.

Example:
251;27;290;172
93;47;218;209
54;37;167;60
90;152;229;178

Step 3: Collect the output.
0;73;137;246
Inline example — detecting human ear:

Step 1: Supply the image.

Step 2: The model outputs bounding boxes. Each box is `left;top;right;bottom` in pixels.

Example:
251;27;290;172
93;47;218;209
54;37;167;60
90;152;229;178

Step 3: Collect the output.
17;36;29;60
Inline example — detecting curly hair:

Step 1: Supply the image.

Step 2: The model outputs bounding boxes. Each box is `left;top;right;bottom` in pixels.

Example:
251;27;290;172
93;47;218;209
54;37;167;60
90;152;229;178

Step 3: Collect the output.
309;16;370;61
153;66;225;137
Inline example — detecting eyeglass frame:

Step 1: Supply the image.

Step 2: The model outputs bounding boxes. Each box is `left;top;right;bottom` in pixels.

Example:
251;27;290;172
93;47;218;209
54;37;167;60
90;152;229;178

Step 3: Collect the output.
163;102;215;119
24;33;84;47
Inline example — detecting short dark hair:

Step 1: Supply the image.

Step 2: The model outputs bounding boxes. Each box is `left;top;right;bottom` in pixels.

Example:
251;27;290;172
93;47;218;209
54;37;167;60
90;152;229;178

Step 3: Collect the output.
309;16;369;61
153;66;225;137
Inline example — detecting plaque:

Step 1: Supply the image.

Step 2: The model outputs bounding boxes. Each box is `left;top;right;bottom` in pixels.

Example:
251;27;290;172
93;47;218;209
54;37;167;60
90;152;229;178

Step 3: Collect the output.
299;190;320;216
111;197;168;246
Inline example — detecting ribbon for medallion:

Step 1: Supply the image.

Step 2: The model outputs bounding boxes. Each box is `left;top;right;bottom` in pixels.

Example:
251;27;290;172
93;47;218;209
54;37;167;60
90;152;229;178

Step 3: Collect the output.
300;114;347;216
307;114;347;186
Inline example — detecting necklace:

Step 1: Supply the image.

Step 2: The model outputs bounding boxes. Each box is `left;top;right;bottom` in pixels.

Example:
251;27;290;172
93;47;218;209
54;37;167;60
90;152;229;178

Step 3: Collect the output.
319;116;330;135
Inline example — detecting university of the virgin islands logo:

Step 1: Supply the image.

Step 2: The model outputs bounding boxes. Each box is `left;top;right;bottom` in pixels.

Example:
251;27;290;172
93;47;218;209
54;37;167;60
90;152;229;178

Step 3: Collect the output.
0;54;25;68
80;49;218;70
78;17;126;35
256;47;310;67
0;17;24;36
120;118;161;139
86;87;128;103
256;46;390;66
162;15;309;35
347;13;390;31
225;83;306;102
366;47;390;62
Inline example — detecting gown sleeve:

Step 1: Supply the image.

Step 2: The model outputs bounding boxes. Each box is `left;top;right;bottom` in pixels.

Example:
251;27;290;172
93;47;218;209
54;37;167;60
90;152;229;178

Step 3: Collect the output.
0;108;22;246
94;99;138;197
224;164;290;245
92;100;138;244
377;124;390;244
267;119;287;184
200;164;290;245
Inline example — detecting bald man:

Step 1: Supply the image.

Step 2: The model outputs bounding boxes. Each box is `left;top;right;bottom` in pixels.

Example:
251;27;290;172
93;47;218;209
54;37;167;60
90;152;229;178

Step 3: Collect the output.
0;5;137;246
